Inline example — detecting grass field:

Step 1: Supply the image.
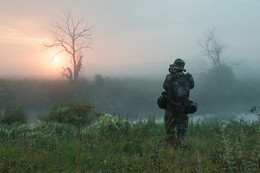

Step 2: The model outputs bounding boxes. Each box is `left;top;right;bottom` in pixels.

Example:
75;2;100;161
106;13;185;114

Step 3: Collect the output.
1;114;259;172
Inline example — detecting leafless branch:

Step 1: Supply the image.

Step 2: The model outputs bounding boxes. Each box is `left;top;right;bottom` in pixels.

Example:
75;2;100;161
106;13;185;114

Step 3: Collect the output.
44;10;93;82
62;66;73;81
200;29;226;68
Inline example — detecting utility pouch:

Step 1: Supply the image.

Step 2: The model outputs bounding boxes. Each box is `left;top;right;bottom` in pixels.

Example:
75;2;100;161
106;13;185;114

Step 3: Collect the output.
184;101;198;114
157;92;168;109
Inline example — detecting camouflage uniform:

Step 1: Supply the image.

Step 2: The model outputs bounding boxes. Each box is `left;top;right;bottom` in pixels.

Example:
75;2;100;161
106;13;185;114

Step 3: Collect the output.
163;59;194;147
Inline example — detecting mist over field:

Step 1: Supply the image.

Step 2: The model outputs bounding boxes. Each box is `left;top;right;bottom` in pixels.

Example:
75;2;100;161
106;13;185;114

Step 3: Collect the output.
0;0;259;129
1;1;260;172
1;62;259;123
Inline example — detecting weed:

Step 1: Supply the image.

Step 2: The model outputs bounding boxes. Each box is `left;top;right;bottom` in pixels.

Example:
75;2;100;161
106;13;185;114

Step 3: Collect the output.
0;117;259;172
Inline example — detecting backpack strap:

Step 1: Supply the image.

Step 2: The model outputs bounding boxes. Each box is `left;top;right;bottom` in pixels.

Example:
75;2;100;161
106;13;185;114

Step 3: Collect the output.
169;72;177;81
185;73;192;80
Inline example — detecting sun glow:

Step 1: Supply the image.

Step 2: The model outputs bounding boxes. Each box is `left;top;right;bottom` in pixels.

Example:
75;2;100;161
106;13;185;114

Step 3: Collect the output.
53;57;59;63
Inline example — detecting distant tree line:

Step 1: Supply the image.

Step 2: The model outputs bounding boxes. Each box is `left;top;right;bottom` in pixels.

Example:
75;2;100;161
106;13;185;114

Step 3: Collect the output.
1;68;260;123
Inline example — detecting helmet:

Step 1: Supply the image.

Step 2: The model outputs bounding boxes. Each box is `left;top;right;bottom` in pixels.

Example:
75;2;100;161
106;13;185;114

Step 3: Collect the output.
170;58;186;71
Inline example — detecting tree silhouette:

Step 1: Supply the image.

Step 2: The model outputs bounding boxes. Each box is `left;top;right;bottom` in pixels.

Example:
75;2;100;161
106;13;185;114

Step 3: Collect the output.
200;29;226;68
45;10;93;82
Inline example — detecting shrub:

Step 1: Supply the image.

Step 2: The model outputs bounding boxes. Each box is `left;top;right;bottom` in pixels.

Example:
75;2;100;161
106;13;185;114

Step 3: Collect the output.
40;97;95;126
85;114;123;136
0;105;28;124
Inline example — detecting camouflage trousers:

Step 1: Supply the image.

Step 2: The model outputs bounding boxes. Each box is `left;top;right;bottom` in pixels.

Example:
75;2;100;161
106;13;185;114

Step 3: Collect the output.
164;105;188;147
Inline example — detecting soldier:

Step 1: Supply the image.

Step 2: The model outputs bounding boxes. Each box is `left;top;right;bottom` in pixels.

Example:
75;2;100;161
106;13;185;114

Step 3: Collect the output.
163;58;194;148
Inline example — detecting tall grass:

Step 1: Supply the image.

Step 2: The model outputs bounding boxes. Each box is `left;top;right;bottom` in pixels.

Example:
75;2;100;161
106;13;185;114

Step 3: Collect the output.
0;115;259;172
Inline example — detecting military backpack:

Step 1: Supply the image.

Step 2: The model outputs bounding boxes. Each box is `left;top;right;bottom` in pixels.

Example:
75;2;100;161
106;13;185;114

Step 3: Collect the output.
157;72;198;114
167;73;192;106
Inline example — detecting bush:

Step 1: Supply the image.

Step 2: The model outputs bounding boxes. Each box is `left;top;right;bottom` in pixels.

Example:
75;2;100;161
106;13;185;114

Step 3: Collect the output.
0;105;28;124
40;97;95;126
85;114;123;136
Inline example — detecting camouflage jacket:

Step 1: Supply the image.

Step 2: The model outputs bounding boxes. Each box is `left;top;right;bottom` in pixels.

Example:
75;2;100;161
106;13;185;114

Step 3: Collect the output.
163;71;194;91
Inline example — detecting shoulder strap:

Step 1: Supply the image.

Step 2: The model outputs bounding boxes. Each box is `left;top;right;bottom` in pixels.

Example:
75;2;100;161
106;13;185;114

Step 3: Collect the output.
170;72;177;81
185;73;191;80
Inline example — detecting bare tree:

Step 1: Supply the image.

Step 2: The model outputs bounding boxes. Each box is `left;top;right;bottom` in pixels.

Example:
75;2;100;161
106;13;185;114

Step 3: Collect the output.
200;29;226;68
45;10;93;82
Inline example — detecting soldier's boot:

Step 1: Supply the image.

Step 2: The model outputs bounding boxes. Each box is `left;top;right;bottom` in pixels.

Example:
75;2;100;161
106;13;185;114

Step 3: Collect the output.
166;135;178;149
177;129;187;150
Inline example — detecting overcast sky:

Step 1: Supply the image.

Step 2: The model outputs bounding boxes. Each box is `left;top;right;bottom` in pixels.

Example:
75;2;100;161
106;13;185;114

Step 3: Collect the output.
0;0;259;79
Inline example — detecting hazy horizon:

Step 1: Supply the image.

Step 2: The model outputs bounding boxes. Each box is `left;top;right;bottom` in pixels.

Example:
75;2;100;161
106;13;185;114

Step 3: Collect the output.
1;0;260;80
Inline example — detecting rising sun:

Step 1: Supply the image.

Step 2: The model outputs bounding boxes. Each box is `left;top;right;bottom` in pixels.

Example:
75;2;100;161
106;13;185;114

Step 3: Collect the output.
53;57;59;63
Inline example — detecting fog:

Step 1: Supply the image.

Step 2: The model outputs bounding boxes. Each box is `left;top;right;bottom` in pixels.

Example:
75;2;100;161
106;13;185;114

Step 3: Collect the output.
0;63;259;123
0;1;260;122
1;0;260;79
